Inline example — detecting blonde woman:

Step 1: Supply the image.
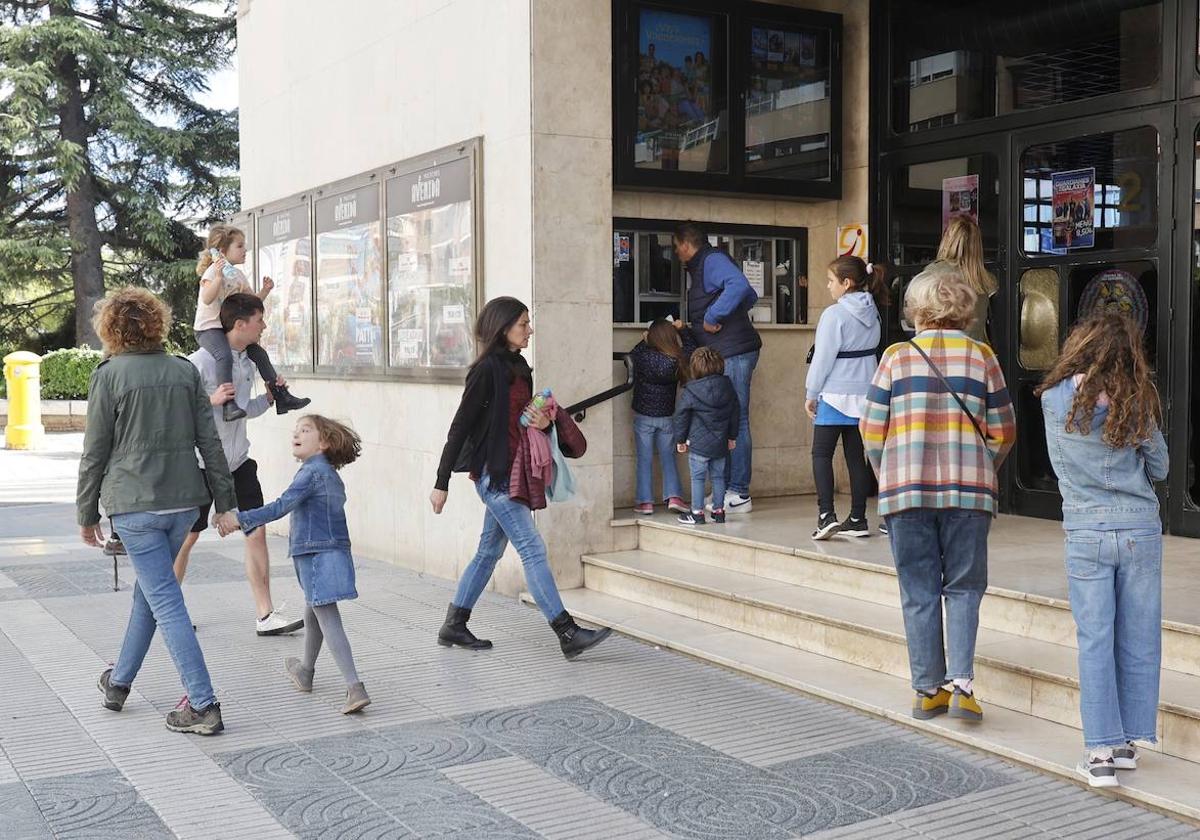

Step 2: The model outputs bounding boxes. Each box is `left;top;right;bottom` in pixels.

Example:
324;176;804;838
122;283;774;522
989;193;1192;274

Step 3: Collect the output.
931;216;998;343
78;287;238;736
860;266;1016;723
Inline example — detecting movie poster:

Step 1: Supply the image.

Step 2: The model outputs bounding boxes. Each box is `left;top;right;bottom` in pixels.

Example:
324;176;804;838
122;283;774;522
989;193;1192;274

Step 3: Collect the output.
637;9;715;171
314;185;384;370
256;204;313;370
941;174;980;230
1051;167;1095;250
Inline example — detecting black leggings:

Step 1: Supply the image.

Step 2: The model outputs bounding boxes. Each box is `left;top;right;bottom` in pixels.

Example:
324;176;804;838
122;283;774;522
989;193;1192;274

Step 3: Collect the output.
196;328;278;386
812;424;871;520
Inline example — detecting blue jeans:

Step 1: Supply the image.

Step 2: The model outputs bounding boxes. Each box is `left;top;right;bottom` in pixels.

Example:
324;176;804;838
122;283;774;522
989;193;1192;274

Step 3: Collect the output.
452;477;566;622
110;510;215;709
633;413;683;504
688;453;727;514
722;350;758;494
1066;528;1162;748
886;508;990;692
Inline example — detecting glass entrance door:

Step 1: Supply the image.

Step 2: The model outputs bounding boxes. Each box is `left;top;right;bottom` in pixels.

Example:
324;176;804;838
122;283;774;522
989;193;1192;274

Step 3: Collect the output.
1171;102;1200;537
1007;108;1174;521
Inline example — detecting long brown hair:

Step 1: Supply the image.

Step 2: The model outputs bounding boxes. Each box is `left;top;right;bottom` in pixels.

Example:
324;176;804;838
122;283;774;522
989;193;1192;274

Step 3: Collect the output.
936;216;997;296
828;255;890;309
471;297;528;367
196;223;244;277
1035;311;1160;448
646;318;687;381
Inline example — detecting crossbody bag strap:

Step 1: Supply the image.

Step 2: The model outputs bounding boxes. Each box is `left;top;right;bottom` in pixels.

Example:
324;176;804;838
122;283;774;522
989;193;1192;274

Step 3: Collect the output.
907;339;989;444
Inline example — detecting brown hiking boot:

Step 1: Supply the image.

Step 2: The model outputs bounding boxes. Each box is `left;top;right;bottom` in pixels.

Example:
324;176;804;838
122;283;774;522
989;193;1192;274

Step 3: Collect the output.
165;701;224;735
97;668;130;711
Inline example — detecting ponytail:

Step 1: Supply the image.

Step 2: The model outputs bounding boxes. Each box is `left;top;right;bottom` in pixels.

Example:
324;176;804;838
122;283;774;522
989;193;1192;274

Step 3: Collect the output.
828;255;891;309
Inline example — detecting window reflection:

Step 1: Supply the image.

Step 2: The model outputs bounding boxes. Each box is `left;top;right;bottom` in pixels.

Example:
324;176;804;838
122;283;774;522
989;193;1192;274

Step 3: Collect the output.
891;154;999;266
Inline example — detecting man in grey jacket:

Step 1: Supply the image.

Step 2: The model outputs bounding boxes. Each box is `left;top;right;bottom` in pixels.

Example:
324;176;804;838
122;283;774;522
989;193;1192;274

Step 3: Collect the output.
174;293;303;637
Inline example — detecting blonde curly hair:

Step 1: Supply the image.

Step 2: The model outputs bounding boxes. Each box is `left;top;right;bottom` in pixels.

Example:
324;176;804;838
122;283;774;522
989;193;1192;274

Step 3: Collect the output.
904;263;978;331
93;287;172;355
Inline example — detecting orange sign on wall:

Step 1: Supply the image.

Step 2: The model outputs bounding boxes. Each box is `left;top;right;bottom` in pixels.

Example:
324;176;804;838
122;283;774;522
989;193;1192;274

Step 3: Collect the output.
837;224;868;259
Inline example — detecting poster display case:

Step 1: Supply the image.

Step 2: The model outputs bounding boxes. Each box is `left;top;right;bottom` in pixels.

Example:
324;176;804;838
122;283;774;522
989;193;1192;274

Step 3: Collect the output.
256;202;313;371
314;183;384;372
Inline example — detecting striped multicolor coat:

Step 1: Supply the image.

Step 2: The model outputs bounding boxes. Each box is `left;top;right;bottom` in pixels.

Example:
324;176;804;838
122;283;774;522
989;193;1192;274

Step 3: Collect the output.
860;331;1016;517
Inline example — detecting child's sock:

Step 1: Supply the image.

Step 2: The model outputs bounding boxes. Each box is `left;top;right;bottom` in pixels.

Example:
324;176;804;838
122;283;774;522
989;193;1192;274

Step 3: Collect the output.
312;603;360;685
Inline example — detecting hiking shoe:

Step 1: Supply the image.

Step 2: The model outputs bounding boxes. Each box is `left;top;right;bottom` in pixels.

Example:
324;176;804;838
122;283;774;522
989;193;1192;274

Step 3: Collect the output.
256;605;304;636
677;511;705;525
837;517;870;538
341;682;371;714
666;496;688;513
812;512;840;541
102;537;126;557
948;686;983;721
1112;741;1139;770
98;668;130;712
165;701;224;735
1077;751;1119;788
724;492;752;514
285;656;314;692
912;687;951;720
711;508;726;523
634;503;654;515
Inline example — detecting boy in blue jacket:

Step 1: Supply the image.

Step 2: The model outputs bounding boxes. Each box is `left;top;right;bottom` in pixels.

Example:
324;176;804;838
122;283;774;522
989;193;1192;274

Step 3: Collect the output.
673;347;740;525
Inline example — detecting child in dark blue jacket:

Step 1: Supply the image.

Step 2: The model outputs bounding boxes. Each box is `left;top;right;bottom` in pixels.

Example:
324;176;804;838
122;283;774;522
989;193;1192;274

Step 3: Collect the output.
628;319;697;514
673;347;740;525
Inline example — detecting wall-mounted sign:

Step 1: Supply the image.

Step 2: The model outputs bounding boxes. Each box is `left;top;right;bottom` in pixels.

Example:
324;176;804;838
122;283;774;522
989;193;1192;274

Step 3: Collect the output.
742;260;765;296
257;203;313;370
836;224;867;258
1051;167;1095;250
941;174;979;229
315;184;384;370
387;157;471;215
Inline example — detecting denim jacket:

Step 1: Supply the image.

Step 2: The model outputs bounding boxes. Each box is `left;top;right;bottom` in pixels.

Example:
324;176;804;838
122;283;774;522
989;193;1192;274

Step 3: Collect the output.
1040;378;1168;530
237;453;351;555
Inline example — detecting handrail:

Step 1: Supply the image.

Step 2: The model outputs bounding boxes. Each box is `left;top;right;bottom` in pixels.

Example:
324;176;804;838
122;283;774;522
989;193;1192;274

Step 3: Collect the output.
564;353;633;423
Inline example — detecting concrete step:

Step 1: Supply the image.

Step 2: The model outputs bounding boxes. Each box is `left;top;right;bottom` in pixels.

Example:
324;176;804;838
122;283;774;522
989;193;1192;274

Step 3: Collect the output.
636;520;1200;678
525;587;1200;826
581;549;1200;765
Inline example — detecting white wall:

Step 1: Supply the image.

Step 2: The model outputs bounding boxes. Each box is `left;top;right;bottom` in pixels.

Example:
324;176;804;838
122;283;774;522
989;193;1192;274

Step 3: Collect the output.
237;0;538;587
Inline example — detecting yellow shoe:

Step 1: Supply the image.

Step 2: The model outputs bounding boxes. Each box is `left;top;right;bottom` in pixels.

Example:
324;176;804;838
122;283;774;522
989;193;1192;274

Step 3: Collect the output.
948;687;983;721
912;687;951;719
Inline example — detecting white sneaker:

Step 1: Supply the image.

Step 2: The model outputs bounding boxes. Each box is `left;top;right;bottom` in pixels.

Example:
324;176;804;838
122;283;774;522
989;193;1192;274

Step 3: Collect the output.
256;604;305;637
1077;751;1120;788
724;491;752;514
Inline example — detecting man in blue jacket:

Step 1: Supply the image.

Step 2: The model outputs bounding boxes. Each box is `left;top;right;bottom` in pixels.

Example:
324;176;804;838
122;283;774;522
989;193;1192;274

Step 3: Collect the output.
673;222;762;513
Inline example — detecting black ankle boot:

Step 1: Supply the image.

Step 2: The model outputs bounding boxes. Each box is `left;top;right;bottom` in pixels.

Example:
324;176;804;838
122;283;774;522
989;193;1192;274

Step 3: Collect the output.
550;611;612;660
222;400;246;421
437;604;493;650
269;383;312;415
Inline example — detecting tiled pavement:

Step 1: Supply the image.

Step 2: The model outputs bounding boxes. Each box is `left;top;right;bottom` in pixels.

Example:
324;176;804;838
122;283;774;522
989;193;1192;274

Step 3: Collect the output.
1;497;1198;837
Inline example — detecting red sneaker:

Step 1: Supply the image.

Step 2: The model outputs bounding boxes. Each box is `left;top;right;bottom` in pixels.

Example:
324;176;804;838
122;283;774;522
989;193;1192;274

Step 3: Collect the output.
666;497;688;513
634;503;654;515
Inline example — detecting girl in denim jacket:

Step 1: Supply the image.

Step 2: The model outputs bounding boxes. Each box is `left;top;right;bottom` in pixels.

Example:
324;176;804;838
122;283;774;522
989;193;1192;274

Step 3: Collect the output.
233;415;370;714
1037;312;1169;789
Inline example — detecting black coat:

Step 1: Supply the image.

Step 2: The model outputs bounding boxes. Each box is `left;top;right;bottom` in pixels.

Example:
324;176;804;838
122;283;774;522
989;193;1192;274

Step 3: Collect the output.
628;329;697;417
673;374;740;460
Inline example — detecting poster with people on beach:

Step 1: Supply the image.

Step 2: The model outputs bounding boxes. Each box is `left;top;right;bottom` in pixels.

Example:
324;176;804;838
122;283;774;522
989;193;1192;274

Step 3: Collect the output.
1051;167;1096;250
636;9;715;170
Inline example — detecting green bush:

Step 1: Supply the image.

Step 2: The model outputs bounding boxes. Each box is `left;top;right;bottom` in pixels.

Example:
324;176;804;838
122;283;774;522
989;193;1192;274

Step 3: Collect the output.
39;347;104;400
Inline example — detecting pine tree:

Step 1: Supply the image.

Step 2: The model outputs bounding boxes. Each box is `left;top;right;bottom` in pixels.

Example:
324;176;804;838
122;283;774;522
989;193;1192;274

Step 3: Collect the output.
0;0;239;349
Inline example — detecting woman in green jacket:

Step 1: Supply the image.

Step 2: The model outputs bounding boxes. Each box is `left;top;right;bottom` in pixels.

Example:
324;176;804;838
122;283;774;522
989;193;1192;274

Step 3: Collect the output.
77;287;238;736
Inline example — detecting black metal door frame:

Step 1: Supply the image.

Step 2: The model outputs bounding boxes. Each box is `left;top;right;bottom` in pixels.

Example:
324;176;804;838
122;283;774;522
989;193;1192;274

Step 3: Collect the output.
1170;100;1200;537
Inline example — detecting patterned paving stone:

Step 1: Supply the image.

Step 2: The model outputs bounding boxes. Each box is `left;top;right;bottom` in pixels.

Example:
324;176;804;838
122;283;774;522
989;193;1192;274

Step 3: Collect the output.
25;770;172;839
0;780;55;839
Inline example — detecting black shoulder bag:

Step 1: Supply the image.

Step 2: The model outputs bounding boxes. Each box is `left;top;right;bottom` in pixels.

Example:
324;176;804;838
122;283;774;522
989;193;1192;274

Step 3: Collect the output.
906;339;991;444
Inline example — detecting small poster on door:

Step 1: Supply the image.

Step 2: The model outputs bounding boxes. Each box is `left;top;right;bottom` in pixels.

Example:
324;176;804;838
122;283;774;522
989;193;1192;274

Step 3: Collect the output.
941;174;980;229
1051;167;1095;250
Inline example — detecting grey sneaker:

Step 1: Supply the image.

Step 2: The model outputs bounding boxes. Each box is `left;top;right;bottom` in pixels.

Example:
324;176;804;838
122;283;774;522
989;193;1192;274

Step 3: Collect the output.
285;657;313;692
165;701;224;735
341;682;371;714
97;668;130;711
1112;741;1139;770
102;537;126;557
1077;752;1119;788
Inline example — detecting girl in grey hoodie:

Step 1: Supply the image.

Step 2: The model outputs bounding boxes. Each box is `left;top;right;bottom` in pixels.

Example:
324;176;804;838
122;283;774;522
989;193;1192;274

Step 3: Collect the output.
805;256;889;540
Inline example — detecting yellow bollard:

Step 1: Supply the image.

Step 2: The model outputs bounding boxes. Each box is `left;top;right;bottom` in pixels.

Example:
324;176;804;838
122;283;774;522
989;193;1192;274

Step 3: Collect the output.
3;351;45;450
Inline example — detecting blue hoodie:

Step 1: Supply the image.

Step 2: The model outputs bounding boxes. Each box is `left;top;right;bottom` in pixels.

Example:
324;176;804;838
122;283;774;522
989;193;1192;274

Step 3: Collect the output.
805;291;880;402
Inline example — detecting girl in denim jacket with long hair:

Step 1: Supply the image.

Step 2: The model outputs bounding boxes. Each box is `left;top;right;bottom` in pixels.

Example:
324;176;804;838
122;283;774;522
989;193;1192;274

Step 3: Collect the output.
1038;312;1169;789
233;415;370;715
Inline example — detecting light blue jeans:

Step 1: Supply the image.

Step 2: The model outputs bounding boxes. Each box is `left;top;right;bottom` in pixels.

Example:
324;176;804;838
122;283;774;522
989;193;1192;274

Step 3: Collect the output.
1065;528;1162;748
452;476;566;622
688;453;727;515
633;413;683;504
722;350;758;495
110;510;216;710
886;508;990;692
